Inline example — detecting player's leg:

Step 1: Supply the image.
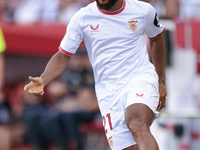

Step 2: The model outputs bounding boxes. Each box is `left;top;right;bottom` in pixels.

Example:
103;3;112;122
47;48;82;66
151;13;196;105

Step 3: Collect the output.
102;98;138;150
125;103;159;150
123;144;139;150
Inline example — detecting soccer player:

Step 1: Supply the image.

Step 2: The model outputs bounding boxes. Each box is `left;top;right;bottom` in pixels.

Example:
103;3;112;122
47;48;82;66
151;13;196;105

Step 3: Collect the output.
24;0;167;149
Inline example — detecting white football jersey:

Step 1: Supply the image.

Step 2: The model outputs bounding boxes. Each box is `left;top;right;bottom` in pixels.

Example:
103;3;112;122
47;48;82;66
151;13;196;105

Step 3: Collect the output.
59;0;165;112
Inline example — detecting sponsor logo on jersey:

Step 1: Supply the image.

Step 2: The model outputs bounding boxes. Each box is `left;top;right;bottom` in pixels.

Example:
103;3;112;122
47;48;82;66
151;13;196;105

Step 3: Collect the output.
108;136;114;148
154;13;160;27
136;93;144;97
90;24;99;32
128;20;138;32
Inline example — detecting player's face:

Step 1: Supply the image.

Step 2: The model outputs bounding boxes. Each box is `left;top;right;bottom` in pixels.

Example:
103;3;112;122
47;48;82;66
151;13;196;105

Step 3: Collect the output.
96;0;118;10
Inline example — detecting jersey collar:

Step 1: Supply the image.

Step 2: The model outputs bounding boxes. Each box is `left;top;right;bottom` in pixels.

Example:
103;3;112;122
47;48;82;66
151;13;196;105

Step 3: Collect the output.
97;0;126;15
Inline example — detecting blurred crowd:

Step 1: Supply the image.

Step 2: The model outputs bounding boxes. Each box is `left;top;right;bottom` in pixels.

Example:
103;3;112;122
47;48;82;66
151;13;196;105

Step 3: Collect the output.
0;0;92;24
0;48;101;150
0;0;200;150
0;0;200;25
141;0;200;21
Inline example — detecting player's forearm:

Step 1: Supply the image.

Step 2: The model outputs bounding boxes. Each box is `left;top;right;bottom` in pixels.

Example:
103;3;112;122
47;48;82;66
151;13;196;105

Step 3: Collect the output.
40;51;70;86
149;34;165;84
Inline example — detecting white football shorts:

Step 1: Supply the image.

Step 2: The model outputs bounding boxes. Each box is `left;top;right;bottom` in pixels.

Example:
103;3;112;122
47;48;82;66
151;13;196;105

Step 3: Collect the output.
101;82;160;150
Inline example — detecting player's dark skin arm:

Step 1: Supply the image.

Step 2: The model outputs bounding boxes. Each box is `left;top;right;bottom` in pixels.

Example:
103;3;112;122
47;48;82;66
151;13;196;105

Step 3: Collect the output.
149;34;167;110
24;51;70;97
41;51;70;86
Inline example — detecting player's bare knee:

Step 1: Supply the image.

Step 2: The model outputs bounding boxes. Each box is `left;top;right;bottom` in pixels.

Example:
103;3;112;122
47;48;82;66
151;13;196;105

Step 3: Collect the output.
126;118;149;138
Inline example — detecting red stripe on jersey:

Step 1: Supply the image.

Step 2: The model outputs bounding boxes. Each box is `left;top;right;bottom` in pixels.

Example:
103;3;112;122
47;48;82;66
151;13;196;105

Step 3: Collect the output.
59;46;75;56
97;0;126;15
148;28;166;40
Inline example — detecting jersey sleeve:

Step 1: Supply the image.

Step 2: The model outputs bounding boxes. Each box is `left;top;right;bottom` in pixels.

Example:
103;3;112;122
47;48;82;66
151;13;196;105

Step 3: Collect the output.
59;10;84;57
144;4;165;39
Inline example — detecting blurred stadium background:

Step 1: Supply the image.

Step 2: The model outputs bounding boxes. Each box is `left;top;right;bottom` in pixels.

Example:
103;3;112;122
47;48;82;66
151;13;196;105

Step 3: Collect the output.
0;0;200;150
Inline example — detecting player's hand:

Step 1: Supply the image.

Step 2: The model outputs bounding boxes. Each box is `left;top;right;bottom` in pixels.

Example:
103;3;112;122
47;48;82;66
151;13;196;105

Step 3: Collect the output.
24;76;44;97
156;83;167;111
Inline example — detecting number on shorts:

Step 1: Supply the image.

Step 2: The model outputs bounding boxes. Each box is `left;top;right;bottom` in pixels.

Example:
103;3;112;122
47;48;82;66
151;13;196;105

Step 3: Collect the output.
103;113;113;133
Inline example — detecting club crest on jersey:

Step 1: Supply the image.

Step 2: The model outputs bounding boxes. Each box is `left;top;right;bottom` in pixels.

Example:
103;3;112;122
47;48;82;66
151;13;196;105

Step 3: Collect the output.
128;20;138;32
108;136;114;148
